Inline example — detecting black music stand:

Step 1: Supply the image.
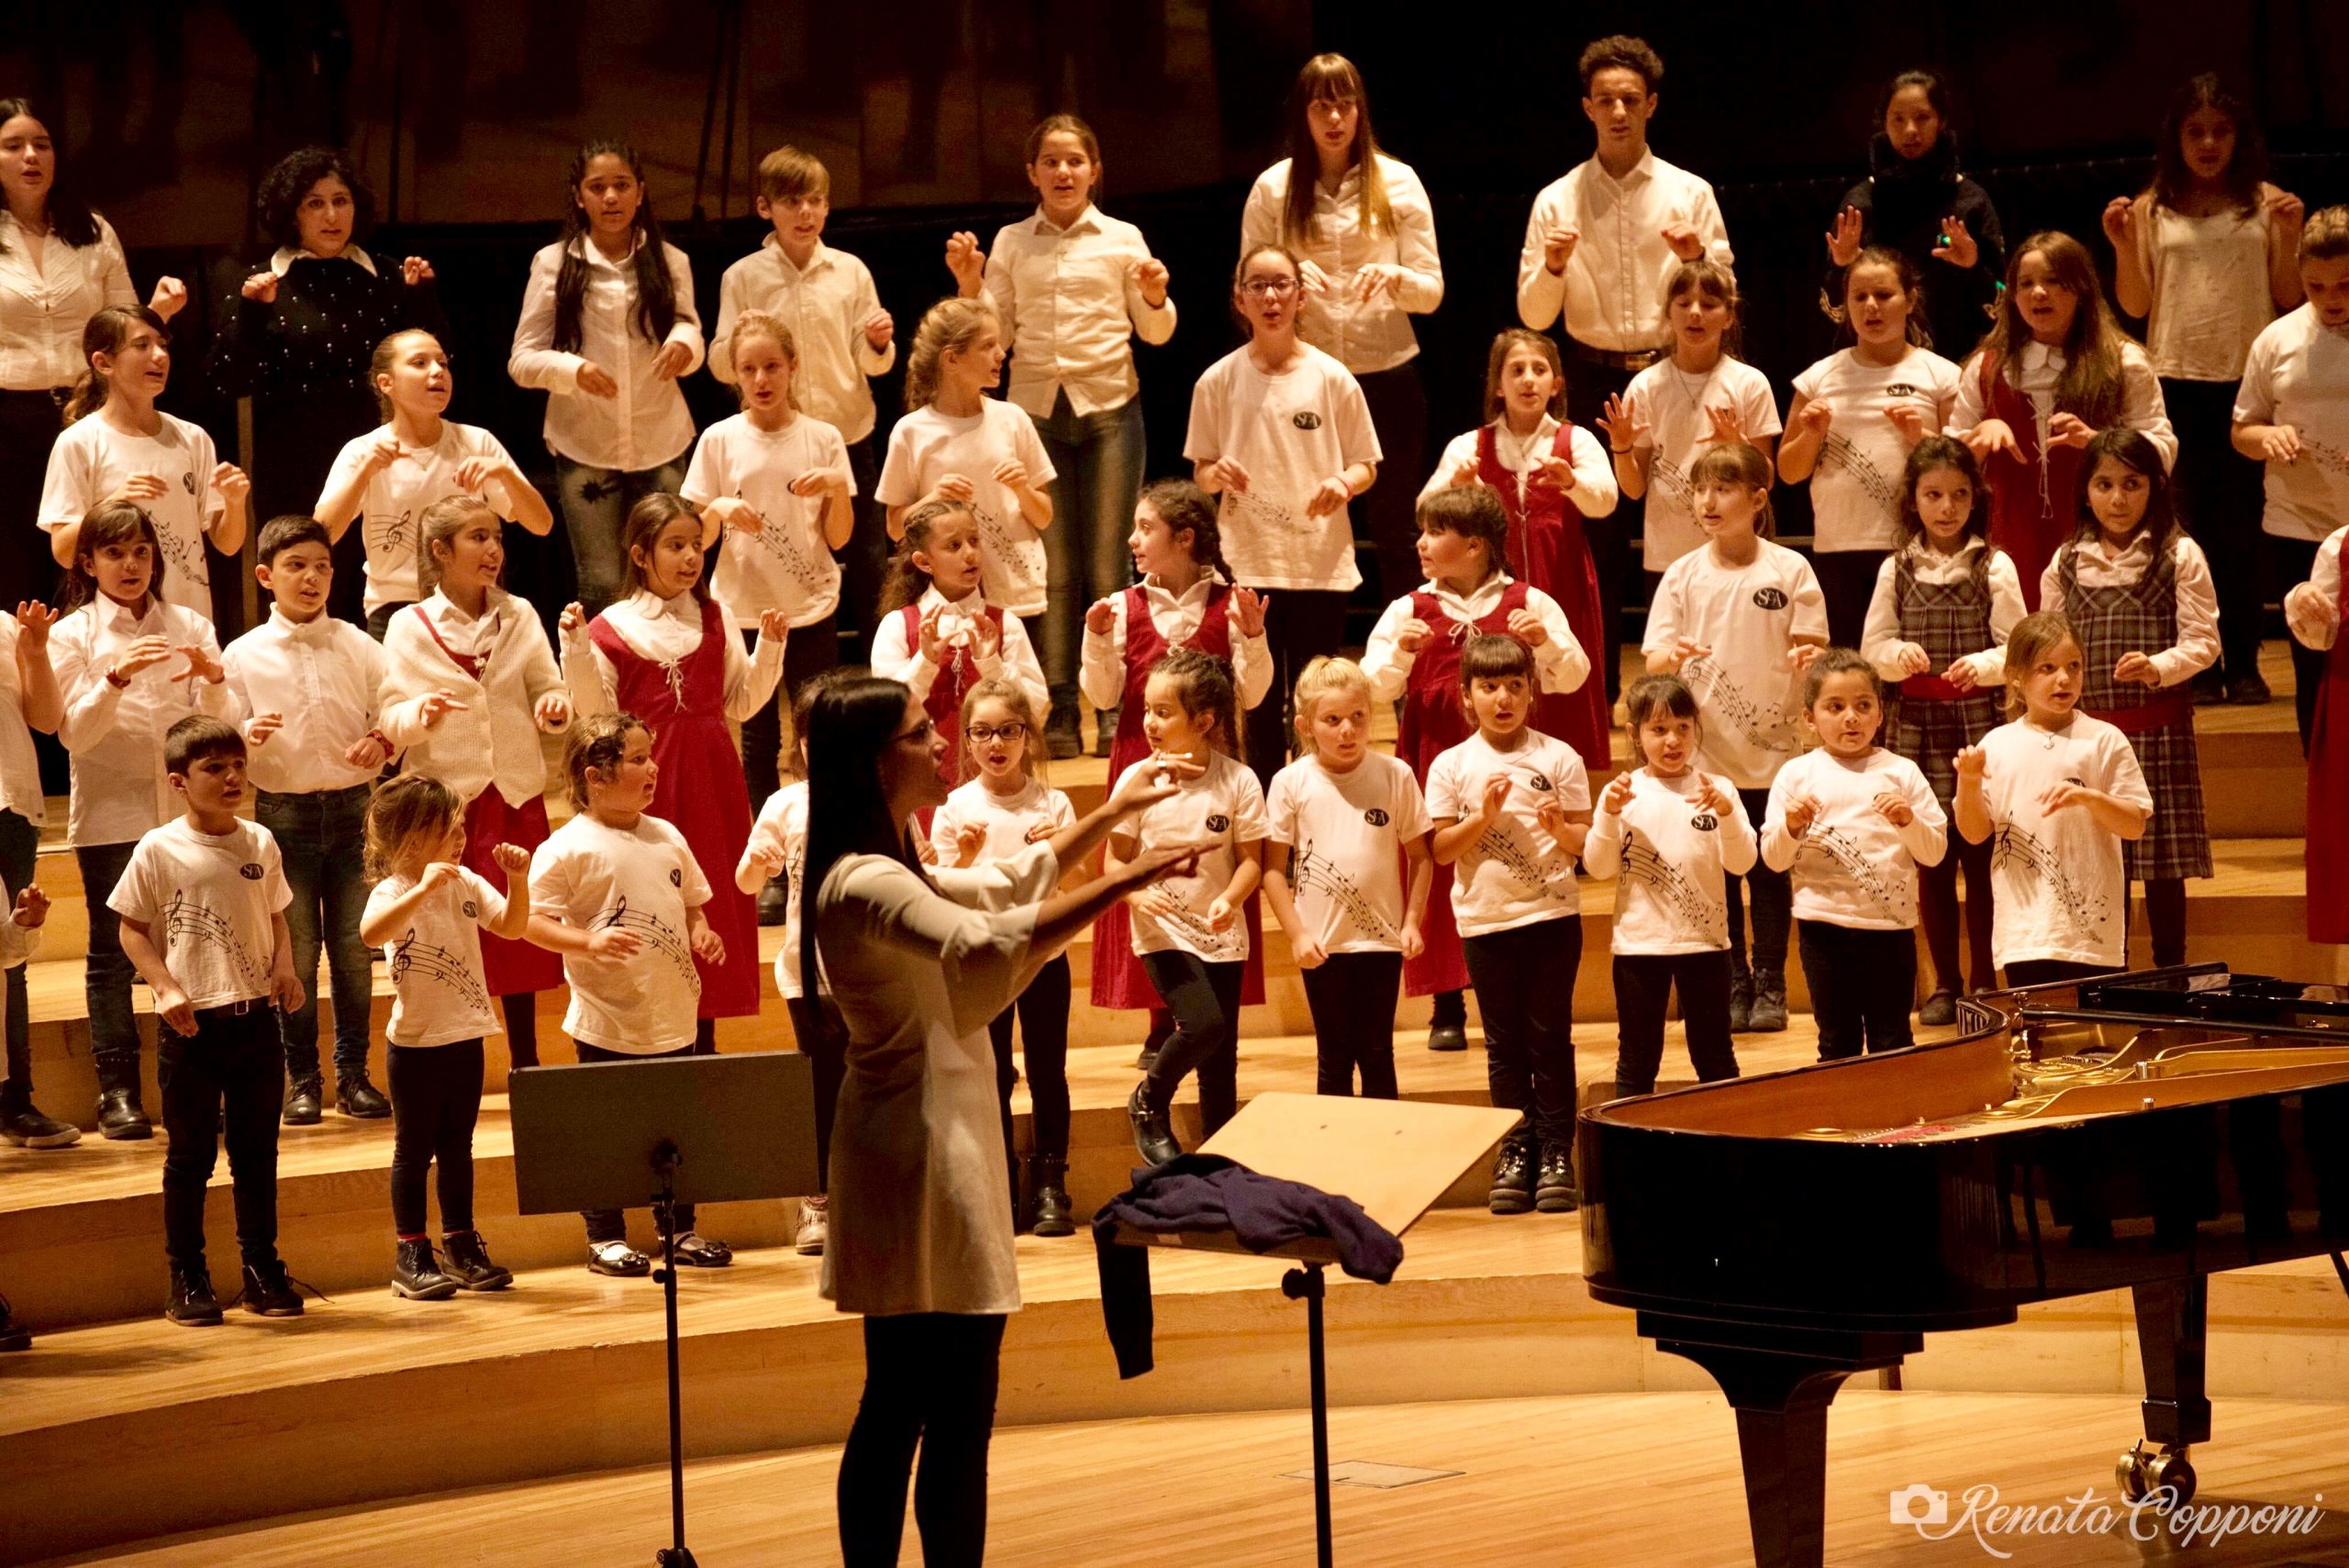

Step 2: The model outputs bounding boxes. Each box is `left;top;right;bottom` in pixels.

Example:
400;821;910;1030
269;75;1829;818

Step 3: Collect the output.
510;1051;818;1568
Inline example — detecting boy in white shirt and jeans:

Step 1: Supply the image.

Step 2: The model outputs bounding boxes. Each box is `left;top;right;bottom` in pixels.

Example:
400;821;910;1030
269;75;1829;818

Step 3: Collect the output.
223;517;395;1124
111;716;306;1327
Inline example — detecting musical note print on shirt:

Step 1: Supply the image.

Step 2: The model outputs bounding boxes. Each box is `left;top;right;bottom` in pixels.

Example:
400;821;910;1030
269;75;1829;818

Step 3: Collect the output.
596;893;702;991
1144;873;1249;962
1992;820;2110;946
1798;823;1914;925
734;491;830;595
161;890;270;991
387;926;490;1017
1223;488;1318;538
1680;652;1799;760
150;514;207;590
970;503;1046;592
1291;840;1400;945
365;508;416;573
1621;828;1726;945
1652;452;1693;512
1819;429;1903;510
2298;436;2349;483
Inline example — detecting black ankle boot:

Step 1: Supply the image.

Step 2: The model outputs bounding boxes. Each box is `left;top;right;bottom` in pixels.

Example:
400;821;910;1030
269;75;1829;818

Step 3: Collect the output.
337;1070;391;1118
241;1259;305;1317
1427;989;1468;1051
167;1263;223;1327
1;1081;81;1149
1488;1136;1538;1215
1029;1156;1074;1237
282;1073;324;1126
392;1240;460;1300
1535;1142;1580;1214
1128;1082;1181;1166
96;1084;152;1140
0;1292;29;1351
440;1229;514;1291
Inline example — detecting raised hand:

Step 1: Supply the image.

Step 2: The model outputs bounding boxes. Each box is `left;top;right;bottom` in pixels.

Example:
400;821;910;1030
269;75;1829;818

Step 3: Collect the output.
2112;650;2162;688
1703;404;1747;446
2100;195;2137;252
1304;475;1352;518
1692;774;1731;817
916;607;949;666
944;231;985;292
416;690;468;728
1202;457;1250;495
1601;770;1637;815
247;711;285;748
239;271;279;305
1504;606;1550;649
172;644;224;685
534;692;571;729
1130;256;1170;306
1107;749;1204;814
1542;224;1580;273
1887;405;1929;445
759;607;792;642
1782;792;1820;839
1085;597;1118;636
212;462;252;510
1230;585;1268;638
1596;393;1646;456
1825;206;1865;269
970;612;1003;662
1954;745;1987;783
2267;188;2307;239
574;361;619;399
148;276;189;318
863;306;896;350
1872;791;1914;828
1932;215;1978;270
1795;399;1833;438
744;840;786;880
1478;773;1513;824
13;600;55;644
1661;637;1711;673
1660;220;1704;261
559;601;587;636
1788;644;1823;674
1394;616;1434;654
953;820;987;868
401;255;436;285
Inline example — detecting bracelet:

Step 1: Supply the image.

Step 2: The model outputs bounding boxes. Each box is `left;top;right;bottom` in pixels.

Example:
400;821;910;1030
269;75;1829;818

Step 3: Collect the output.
365;728;393;755
1609;446;1633;456
106;668;129;689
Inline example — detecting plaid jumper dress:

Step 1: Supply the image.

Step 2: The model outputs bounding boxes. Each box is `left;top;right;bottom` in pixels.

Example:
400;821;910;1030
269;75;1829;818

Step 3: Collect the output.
1885;550;2000;810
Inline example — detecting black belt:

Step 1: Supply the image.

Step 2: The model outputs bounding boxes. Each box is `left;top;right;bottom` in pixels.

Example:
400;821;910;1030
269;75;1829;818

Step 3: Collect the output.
197;997;264;1018
1568;342;1664;373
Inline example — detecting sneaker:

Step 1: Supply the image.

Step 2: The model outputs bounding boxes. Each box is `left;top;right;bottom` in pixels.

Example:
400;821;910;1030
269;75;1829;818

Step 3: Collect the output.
1535;1143;1580;1214
756;876;789;927
794;1195;829;1256
1918;990;1958;1028
1747;971;1788;1032
587;1240;651;1277
672;1231;734;1267
0;1096;82;1149
2228;671;2272;706
282;1073;323;1126
336;1071;391;1118
241;1259;306;1317
1128;1081;1182;1167
392;1240;460;1301
166;1264;223;1327
96;1086;153;1140
1488;1139;1538;1215
0;1293;28;1351
440;1230;514;1291
1728;968;1753;1033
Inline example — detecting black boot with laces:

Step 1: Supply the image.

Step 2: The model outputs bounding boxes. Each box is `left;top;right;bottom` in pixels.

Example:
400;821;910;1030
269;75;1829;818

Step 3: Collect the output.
392;1240;460;1300
167;1263;223;1327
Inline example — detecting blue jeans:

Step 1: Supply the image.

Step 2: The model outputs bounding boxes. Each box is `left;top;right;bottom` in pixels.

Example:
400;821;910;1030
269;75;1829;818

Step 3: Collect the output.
76;840;140;1088
0;808;35;1091
259;785;377;1079
553;455;689;616
1030;393;1144;706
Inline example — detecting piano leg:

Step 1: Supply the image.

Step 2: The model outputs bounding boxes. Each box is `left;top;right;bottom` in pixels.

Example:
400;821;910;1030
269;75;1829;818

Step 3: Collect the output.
2122;1277;2210;1506
1640;1315;1919;1568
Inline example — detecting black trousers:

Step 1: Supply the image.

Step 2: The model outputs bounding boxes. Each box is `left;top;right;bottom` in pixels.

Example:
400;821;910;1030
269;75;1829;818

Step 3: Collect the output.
2138;878;2188;970
2164;377;2268;684
577;1038;710;1244
1919;830;1996;995
1813;550;1888;653
1564;355;1639;702
388;1039;484;1237
1612;951;1740;1099
1139;951;1242;1140
1461;918;1580;1147
786;994;849;1195
1355;361;1430;606
0;808;35;1094
1300;950;1403;1099
2269;533;2327;751
838;1310;1008;1568
2001;959;2119;989
1722;787;1792;976
740;623;842;814
836;435;889;663
1796;920;1917;1061
158;1004;283;1270
1245;589;1352;789
2;389;73;794
988;954;1072;1179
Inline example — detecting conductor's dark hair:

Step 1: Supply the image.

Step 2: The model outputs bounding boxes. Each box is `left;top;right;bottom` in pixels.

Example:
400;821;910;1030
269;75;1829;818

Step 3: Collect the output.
802;675;930;1001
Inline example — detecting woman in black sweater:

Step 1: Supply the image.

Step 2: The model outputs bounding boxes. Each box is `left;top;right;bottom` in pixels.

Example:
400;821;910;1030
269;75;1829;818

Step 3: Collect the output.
1821;71;2006;361
206;146;444;625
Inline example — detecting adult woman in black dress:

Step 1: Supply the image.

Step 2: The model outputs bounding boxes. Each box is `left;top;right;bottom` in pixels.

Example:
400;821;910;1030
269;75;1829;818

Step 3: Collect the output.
206;146;444;624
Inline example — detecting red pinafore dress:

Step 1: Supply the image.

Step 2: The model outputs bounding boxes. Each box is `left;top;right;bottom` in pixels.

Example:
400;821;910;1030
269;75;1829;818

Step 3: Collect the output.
588;597;761;1018
899;599;1005;796
1477;422;1612;774
1089;584;1266;1011
407;603;562;998
2308;536;2349;942
1399;582;1533;998
1976;351;2086;613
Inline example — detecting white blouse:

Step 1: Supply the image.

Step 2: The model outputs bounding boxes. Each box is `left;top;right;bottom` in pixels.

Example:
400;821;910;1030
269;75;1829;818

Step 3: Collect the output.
1076;573;1272;715
2037;533;2221;690
508;237;703;473
1948;340;2178;473
981;205;1176;417
1239;154;1442;375
0;211;137;391
1419;415;1620;519
1860;540;2029;688
568;589;784;726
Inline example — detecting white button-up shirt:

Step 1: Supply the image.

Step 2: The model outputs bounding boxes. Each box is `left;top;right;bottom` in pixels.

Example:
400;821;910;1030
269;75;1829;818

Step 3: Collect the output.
0;210;137;391
51;595;232;846
1360;573;1590;702
508;237;703;472
221;606;387;795
1515;150;1732;353
708;237;895;443
1240;153;1442;375
0;613;48;826
980;205;1175;417
2038;532;2220;690
1077;573;1272;714
568;588;784;726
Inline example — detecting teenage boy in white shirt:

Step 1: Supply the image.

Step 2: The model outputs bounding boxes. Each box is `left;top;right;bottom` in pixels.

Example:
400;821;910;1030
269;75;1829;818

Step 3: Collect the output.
222;517;395;1125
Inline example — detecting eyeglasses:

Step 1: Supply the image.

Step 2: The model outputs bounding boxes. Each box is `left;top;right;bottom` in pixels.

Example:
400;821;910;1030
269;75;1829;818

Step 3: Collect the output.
1241;278;1298;298
965;722;1028;743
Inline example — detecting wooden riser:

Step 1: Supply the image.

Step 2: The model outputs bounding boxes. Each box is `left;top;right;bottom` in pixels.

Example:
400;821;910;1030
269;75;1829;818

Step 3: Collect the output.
2;1214;2340;1565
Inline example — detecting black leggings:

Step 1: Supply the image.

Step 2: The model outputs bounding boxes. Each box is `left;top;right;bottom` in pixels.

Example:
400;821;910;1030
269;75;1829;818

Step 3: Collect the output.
388;1040;484;1237
1813;550;1888;652
2271;534;2328;751
988;955;1072;1178
2165;377;2268;683
502;993;540;1070
1918;829;1996;995
1245;589;1351;789
1612;951;1740;1099
1355;361;1429;606
786;994;849;1195
1722;788;1792;976
1300;950;1402;1099
2139;878;2188;970
1795;921;1916;1061
577;1037;710;1244
838;1310;1008;1568
1461;918;1580;1147
1139;952;1242;1140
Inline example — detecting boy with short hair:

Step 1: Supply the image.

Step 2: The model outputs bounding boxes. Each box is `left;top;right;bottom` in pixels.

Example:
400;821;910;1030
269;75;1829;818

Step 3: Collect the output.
112;715;307;1326
711;146;897;661
222;516;396;1124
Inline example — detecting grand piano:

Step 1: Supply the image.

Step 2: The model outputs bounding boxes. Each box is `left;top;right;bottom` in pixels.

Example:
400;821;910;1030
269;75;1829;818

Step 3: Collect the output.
1577;964;2349;1568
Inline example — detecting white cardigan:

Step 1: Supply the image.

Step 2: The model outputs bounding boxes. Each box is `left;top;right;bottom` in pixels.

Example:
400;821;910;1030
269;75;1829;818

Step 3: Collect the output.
379;590;575;808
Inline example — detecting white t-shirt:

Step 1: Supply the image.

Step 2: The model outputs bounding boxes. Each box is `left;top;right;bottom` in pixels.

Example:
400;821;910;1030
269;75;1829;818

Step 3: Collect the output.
874;400;1056;617
319;420;520;615
1584;769;1758;955
2232;305;2349;544
681;411;855;628
364;866;507;1048
1759;748;1948;931
745;780;812;1001
1265;751;1432;954
931;776;1076;871
1183;343;1383;593
1620;356;1781;570
1975;716;2154;969
1117;750;1269;962
1642;539;1829;789
1789;346;1962;552
529;811;713;1055
107;817;290;1009
1423;728;1590;937
39;411;225;616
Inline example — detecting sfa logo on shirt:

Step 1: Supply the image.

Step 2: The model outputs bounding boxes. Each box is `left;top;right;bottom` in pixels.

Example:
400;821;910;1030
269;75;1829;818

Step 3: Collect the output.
462;900;479;918
1691;813;1718;832
1752;587;1789;610
1364;806;1390;827
1291;410;1322;431
239;862;264;880
1527;772;1553;793
1206;813;1231;833
670;868;684;887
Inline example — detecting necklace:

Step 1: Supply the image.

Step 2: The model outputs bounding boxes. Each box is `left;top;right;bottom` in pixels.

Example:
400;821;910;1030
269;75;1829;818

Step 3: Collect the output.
1664;359;1720;422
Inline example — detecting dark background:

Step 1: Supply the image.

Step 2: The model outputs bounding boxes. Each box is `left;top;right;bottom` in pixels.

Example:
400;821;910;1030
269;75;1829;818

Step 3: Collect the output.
6;0;2347;628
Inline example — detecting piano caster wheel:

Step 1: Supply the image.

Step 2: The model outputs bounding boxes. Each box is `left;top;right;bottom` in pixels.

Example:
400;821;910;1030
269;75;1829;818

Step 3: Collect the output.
2118;1442;2197;1507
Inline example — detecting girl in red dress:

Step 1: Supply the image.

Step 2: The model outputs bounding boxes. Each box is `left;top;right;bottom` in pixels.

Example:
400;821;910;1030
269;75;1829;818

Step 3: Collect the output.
566;494;785;1032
